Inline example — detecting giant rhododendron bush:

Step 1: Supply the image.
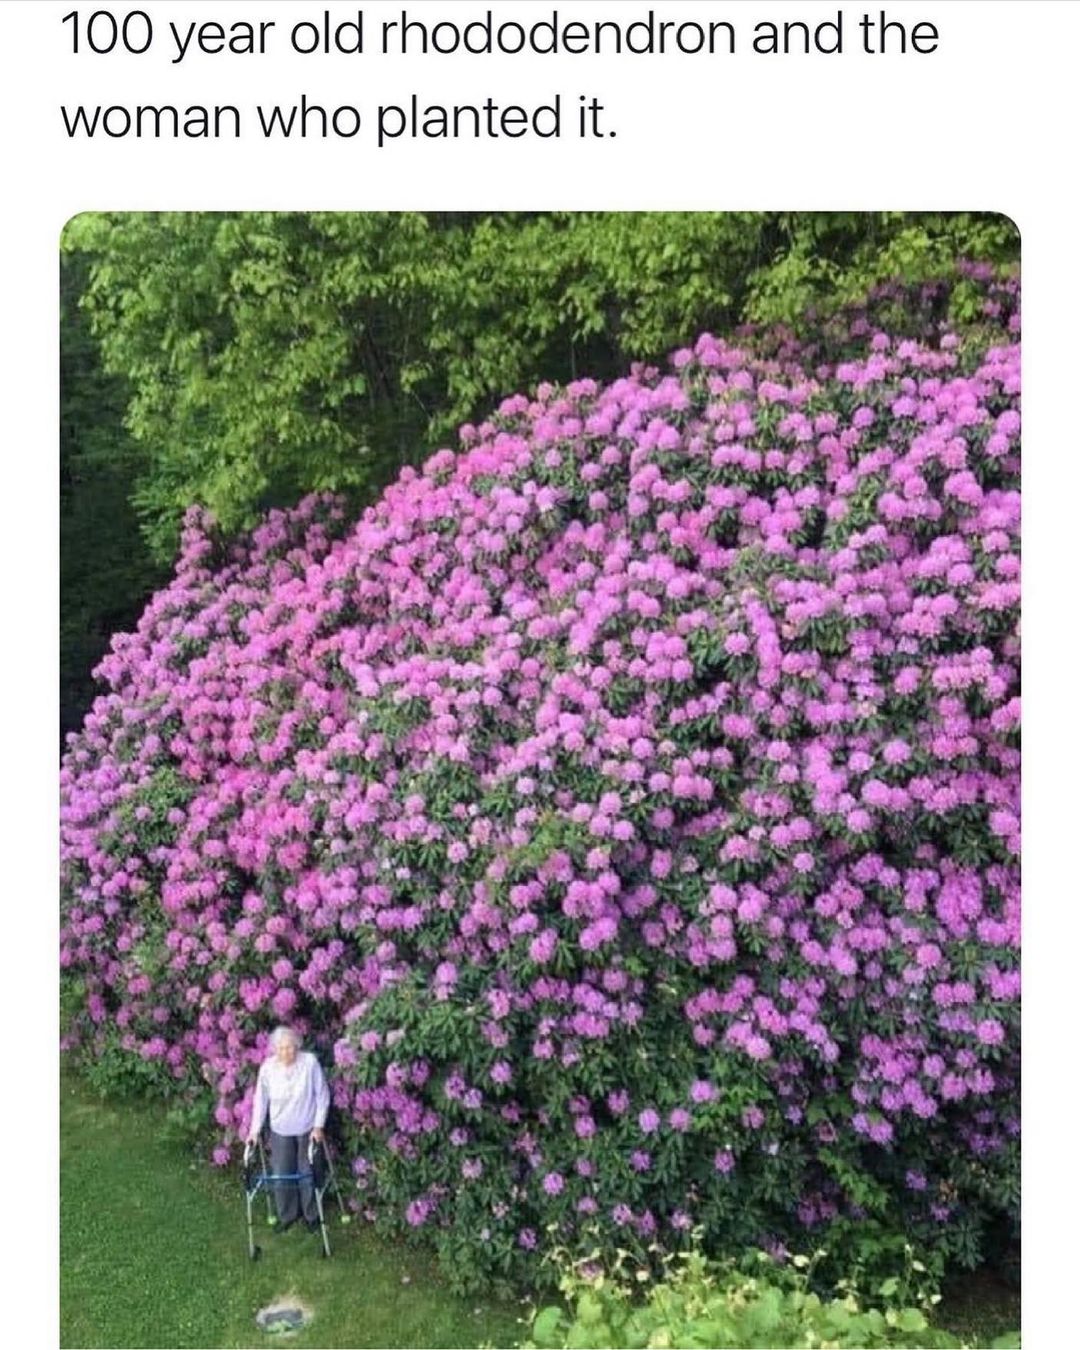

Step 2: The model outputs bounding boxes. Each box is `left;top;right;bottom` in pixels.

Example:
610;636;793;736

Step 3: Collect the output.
61;273;1020;1289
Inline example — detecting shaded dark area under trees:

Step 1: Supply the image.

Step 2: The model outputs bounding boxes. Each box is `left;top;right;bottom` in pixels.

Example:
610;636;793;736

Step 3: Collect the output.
60;252;166;742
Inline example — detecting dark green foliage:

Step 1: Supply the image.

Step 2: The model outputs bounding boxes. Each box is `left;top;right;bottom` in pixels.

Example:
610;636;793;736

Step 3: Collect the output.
60;250;165;742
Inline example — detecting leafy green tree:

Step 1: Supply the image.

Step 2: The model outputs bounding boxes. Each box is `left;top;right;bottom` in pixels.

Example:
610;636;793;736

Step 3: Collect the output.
743;211;1018;325
62;211;1017;564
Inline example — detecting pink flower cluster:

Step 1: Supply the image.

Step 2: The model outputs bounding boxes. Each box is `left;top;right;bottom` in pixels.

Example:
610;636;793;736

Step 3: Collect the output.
61;272;1020;1284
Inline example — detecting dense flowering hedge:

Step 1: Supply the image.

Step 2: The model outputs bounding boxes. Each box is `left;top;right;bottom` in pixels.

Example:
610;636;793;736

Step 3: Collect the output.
61;271;1019;1290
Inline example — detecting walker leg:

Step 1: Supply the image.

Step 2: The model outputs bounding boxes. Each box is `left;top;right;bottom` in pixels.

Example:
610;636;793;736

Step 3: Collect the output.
246;1192;261;1261
316;1188;331;1258
258;1138;274;1224
325;1141;347;1216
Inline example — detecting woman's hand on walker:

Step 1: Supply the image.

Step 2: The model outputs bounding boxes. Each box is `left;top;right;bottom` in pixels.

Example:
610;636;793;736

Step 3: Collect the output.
312;1127;325;1144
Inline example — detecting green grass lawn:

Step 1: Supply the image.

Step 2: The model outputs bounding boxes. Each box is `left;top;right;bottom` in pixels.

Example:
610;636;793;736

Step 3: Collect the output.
60;1076;525;1348
61;1073;1019;1349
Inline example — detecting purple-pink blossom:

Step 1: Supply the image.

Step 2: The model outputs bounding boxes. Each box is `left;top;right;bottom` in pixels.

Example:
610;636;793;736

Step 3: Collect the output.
60;266;1021;1287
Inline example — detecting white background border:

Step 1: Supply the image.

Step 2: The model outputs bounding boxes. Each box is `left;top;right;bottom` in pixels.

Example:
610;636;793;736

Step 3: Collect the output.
2;2;1073;1346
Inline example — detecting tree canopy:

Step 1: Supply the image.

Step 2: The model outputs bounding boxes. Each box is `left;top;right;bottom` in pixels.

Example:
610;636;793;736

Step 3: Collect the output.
63;211;1017;564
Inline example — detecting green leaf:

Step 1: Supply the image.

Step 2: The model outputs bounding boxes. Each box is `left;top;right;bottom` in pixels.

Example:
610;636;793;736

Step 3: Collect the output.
576;1293;604;1327
531;1306;566;1348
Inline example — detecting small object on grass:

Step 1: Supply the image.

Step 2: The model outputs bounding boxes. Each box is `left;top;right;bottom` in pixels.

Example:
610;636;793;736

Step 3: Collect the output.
267;1215;278;1227
340;1215;351;1226
255;1300;312;1334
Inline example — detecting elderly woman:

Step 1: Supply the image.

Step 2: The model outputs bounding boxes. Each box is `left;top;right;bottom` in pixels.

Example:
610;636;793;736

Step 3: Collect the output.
246;1026;331;1233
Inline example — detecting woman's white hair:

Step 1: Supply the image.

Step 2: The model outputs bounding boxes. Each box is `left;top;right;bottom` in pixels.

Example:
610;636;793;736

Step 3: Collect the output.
269;1024;303;1051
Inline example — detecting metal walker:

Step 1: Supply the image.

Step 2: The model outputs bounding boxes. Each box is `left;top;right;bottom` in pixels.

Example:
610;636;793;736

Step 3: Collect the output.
242;1133;347;1259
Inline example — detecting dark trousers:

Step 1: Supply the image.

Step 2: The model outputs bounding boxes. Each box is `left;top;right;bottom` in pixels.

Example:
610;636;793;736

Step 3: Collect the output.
269;1129;317;1225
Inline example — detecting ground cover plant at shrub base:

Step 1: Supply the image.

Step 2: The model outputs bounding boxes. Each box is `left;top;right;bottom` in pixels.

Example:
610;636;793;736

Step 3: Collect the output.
61;267;1020;1294
523;1241;1020;1349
